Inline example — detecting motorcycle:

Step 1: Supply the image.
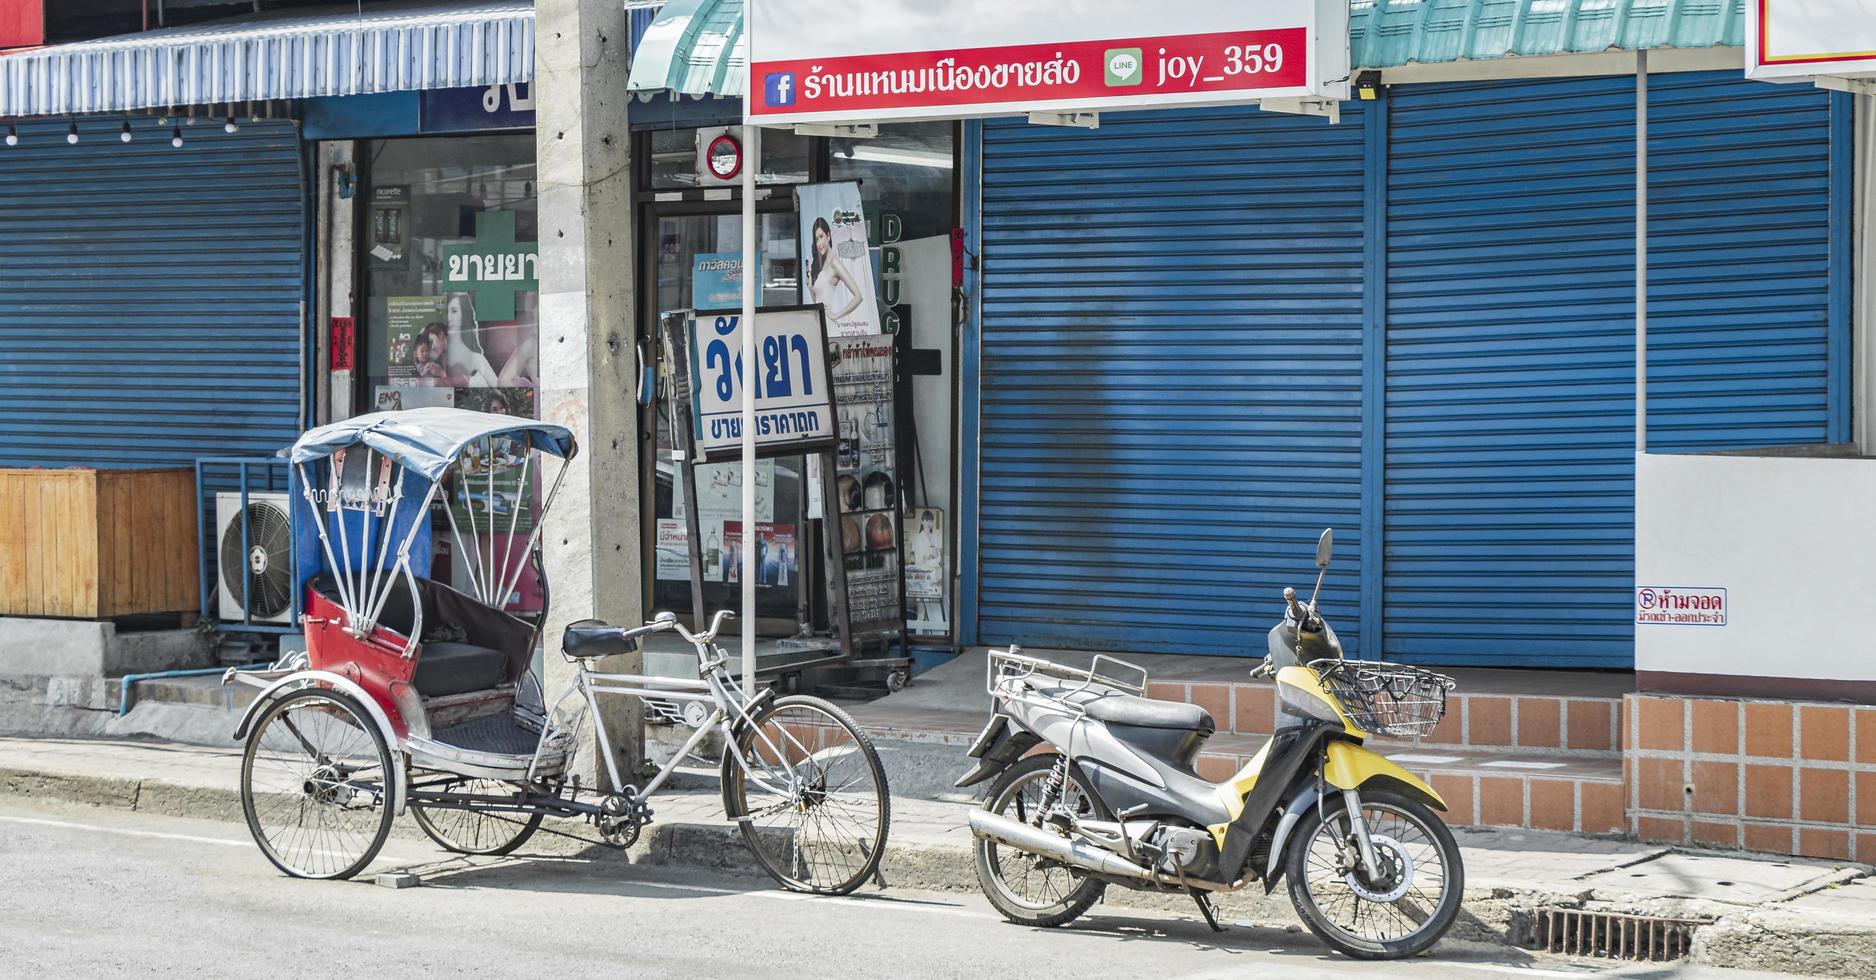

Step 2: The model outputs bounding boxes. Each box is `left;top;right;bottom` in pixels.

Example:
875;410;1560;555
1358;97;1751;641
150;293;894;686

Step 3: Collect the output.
958;529;1464;959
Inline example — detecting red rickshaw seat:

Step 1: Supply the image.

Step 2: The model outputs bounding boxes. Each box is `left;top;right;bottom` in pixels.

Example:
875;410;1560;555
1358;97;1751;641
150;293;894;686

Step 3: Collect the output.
307;575;533;699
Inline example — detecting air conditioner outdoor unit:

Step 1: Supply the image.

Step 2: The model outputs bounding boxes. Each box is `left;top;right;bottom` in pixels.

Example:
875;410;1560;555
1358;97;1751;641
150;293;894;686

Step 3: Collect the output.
215;492;294;625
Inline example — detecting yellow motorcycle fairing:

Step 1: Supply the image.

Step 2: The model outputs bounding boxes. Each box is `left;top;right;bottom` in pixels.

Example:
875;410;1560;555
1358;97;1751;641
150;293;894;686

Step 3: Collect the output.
1204;668;1447;848
1322;740;1447;811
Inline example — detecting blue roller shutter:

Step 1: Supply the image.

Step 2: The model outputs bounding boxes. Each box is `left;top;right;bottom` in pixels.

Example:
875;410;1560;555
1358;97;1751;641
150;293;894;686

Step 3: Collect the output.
1382;73;1842;668
1644;71;1843;450
0;118;307;468
976;104;1368;657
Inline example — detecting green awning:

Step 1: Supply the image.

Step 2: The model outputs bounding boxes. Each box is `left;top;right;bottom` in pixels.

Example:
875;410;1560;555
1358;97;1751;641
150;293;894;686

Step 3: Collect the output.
1351;0;1743;69
626;0;745;98
622;1;1745;100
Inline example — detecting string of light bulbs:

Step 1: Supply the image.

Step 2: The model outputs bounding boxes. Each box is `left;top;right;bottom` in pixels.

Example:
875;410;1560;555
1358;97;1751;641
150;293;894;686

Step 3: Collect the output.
3;101;275;148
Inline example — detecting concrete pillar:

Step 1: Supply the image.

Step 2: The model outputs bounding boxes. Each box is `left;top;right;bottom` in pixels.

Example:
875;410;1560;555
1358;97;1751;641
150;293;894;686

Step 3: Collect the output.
534;0;642;786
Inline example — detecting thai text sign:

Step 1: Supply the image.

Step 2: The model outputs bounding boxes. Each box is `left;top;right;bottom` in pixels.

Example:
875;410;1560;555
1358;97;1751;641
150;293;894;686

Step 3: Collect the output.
687;306;836;461
441;211;538;321
1748;0;1876;81
1636;586;1727;627
746;0;1348;125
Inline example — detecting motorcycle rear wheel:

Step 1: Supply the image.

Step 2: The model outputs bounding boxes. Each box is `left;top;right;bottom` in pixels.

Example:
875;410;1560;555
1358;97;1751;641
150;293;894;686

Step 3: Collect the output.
973;754;1109;928
1285;786;1465;959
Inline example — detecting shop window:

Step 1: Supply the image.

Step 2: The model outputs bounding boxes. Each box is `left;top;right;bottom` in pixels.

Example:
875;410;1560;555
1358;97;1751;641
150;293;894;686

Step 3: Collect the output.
830;122;955;243
360;135;539;419
644;123;958;639
649;126;811;189
358;134;541;609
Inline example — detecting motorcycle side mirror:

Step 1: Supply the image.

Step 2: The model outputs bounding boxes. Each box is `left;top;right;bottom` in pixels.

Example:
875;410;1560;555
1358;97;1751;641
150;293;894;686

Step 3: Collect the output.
1307;528;1334;612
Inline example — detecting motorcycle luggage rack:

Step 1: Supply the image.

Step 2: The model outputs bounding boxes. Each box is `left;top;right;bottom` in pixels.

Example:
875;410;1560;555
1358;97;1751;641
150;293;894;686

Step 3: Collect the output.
1310;659;1456;738
987;646;1149;714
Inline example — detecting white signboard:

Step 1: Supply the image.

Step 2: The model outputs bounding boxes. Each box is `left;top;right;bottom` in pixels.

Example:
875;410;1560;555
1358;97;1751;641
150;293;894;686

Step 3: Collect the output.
746;0;1349;125
687;306;836;461
1635;586;1727;627
1747;0;1876;81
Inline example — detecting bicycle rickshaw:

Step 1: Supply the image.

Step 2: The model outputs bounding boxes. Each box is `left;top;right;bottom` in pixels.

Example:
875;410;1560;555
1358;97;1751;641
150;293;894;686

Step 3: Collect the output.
227;407;890;893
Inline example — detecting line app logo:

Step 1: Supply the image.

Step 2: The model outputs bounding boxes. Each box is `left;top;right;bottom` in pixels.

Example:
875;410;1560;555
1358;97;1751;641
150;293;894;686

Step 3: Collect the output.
1104;47;1143;86
764;72;797;107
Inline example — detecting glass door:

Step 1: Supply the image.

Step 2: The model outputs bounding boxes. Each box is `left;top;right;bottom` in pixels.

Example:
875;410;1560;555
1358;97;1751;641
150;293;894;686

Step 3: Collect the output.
649;210;807;630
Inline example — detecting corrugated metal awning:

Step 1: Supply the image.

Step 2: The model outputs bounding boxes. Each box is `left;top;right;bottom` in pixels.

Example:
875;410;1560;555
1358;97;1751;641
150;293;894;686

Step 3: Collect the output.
1351;0;1743;69
625;0;744;98
0;0;534;118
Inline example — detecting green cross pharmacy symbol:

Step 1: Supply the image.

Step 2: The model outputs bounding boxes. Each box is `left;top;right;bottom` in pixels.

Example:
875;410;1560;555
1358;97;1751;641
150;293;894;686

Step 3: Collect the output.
441;211;539;321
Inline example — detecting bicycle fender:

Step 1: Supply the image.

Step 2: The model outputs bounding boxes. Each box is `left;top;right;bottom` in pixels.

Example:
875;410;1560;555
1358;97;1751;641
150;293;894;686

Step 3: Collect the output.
1321;741;1446;811
232;669;408;815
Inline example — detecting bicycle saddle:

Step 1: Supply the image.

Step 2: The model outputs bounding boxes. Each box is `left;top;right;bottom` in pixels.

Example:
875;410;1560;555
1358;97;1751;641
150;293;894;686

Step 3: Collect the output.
562;620;637;660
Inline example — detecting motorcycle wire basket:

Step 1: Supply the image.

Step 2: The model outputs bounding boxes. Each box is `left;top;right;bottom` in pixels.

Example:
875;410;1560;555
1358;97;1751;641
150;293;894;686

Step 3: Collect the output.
1310;660;1456;738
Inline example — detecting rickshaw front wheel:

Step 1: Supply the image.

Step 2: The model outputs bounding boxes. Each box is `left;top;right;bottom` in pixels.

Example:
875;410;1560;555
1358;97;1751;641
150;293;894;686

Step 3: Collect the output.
240;687;397;880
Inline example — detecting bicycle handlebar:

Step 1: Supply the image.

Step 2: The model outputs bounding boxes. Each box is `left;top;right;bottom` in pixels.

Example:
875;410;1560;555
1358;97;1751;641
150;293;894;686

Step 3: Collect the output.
651;609;737;650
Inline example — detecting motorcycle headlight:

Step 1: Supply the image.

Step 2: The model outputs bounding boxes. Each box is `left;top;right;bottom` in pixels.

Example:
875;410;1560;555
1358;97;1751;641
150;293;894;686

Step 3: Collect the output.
1278;678;1345;725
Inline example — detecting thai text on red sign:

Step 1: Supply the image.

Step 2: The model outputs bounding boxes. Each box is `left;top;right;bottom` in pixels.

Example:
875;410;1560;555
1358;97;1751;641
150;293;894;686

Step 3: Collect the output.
749;29;1308;118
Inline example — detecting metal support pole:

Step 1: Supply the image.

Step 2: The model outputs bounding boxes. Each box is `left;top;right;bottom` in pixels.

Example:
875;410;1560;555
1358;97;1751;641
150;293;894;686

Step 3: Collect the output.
1636;50;1648;453
741;124;760;695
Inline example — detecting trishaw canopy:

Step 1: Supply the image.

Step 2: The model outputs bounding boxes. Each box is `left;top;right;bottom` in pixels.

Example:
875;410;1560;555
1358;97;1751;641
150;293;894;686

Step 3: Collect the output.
289;407;578;481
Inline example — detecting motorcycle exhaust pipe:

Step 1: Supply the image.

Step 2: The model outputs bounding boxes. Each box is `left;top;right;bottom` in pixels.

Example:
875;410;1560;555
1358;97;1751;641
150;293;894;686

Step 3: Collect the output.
967;809;1156;882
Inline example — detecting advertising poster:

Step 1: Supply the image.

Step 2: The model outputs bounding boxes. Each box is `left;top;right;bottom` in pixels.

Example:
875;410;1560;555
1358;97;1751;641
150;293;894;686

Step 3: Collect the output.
449;387;538;534
386;296;450;386
759;524;798;587
797;182;884;337
831;334;902;627
693;251;753;311
686;307;836;460
655;519;689;581
369;186;410;270
905;507;949;636
666;459;775;586
723;522;798;588
720;522;744;585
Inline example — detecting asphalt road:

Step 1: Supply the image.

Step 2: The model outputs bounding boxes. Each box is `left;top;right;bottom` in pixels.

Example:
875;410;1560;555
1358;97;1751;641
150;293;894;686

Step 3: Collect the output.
0;798;1810;980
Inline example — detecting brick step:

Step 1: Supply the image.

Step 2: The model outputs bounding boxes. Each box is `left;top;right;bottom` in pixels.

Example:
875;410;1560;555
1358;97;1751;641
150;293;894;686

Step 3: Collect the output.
1194;731;1626;836
1147;676;1624;756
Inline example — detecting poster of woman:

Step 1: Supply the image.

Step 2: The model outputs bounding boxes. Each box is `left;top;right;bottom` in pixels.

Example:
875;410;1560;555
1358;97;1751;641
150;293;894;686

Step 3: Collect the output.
796;181;883;337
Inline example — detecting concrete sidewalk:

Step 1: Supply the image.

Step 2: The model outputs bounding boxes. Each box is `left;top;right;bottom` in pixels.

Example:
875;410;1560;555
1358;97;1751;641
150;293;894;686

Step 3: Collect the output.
3;734;1872;976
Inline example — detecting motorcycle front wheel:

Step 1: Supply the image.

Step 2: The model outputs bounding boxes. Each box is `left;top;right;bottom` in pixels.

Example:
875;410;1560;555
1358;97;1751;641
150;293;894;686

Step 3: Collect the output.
1285;786;1465;959
973;754;1109;928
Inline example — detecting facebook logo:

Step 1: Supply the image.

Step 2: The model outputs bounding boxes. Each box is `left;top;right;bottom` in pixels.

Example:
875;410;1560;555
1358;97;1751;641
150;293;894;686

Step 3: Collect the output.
764;72;796;107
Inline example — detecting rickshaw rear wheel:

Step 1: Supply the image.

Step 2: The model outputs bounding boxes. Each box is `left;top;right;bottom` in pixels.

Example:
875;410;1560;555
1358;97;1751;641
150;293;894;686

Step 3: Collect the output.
410;778;544;856
240;687;397;880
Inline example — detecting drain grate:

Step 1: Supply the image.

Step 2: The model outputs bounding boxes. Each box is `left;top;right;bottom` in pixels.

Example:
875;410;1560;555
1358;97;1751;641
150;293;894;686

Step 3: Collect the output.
1527;907;1709;962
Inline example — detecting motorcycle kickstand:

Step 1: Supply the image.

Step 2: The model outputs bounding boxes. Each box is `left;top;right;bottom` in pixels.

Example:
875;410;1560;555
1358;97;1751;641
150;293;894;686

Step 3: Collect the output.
1189;888;1225;933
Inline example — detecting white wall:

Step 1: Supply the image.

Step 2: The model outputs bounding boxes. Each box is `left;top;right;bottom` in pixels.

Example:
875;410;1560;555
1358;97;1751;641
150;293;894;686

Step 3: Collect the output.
1636;453;1876;683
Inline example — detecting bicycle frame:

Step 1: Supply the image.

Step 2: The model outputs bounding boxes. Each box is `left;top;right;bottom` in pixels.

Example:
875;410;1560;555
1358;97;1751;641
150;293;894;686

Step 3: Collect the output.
524;618;804;805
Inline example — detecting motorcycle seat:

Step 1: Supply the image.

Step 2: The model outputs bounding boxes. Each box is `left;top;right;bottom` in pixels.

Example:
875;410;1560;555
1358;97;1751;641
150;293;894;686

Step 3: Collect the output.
1084;693;1214;734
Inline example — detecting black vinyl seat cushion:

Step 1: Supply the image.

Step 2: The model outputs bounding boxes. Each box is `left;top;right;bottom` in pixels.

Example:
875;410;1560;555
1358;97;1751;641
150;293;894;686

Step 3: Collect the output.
412;642;510;698
562;619;637;660
1084;694;1215;734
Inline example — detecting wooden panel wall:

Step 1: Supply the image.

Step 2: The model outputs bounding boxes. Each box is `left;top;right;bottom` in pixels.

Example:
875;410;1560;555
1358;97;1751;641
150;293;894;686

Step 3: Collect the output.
95;469;199;617
0;468;198;618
